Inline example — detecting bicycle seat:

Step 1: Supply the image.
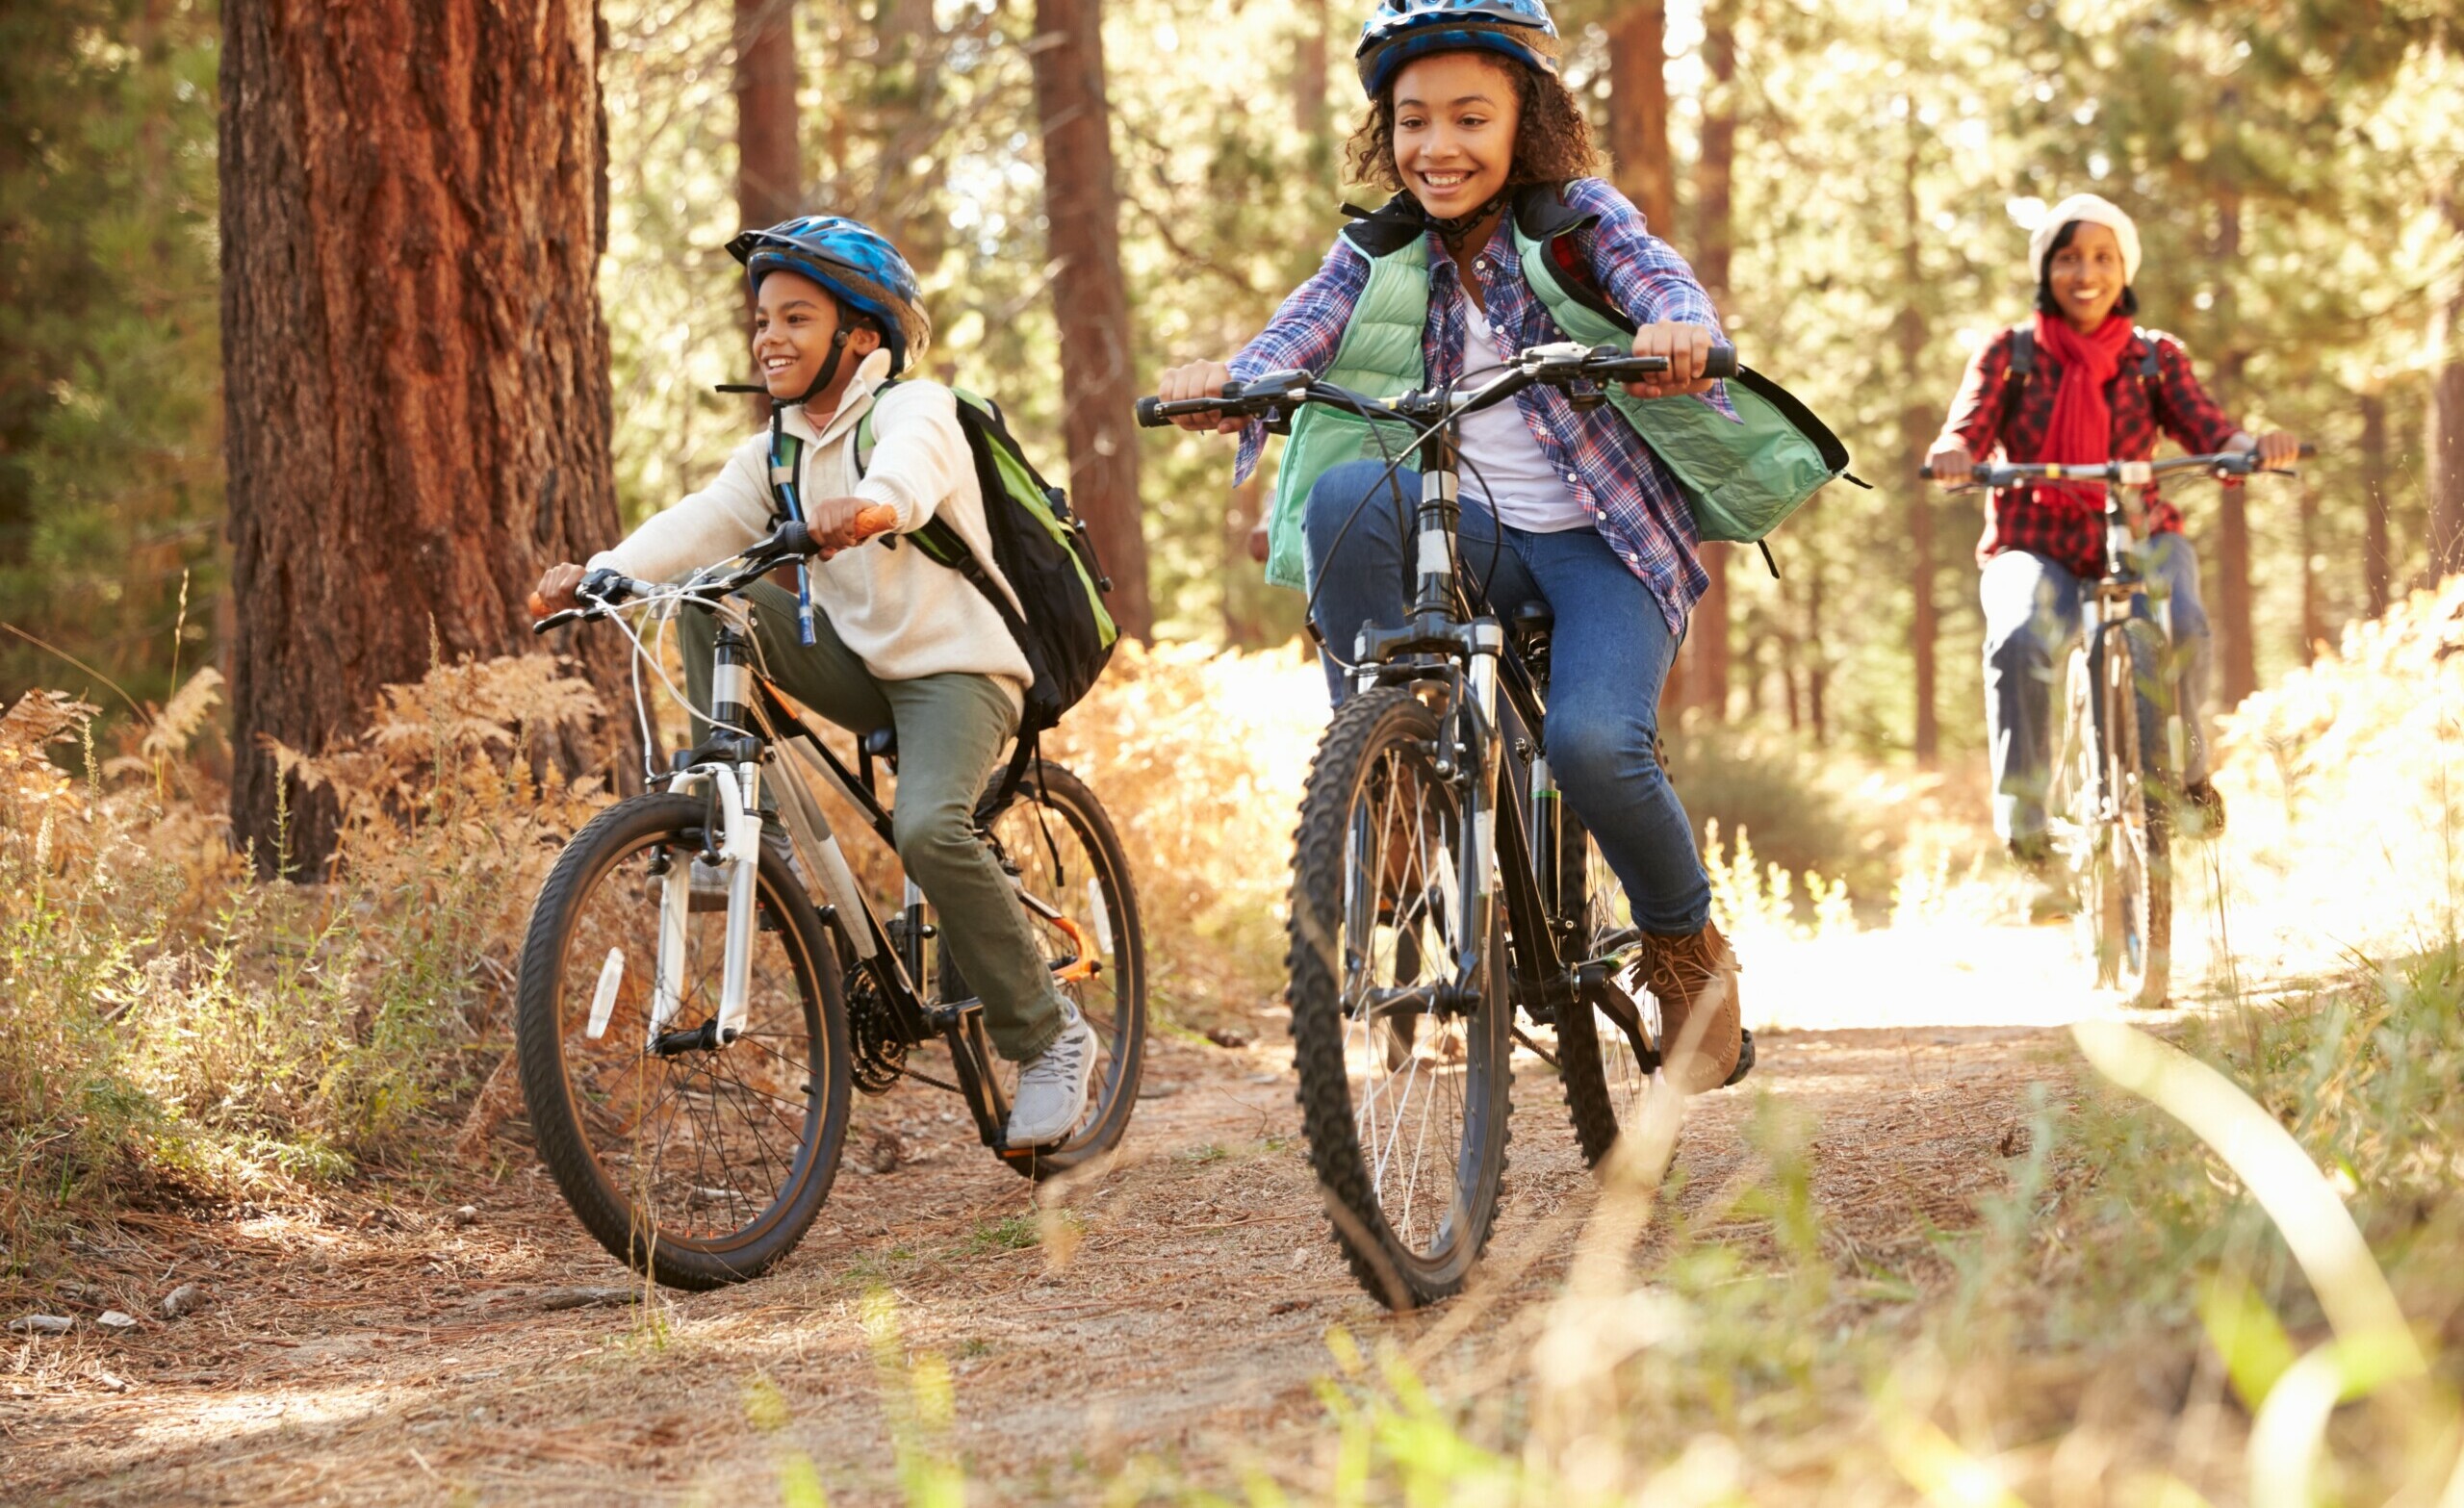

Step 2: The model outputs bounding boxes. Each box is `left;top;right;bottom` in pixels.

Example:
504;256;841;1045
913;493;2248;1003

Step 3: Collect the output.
1507;601;1554;650
861;727;898;760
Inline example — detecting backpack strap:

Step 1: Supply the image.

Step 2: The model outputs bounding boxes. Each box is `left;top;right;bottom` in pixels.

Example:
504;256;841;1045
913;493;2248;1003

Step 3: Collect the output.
1995;323;2034;447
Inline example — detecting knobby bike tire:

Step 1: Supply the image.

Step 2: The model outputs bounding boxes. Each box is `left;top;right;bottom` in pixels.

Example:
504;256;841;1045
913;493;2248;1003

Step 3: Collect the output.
515;791;854;1290
1286;687;1512;1309
1552;826;1668;1169
971;760;1149;1180
2073;623;2173;1008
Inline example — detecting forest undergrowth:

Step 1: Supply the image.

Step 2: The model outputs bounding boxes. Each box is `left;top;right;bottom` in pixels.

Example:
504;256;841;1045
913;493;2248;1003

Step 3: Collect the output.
6;582;2464;1502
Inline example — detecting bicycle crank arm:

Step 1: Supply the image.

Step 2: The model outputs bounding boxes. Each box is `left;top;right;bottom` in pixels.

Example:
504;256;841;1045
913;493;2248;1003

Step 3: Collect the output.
1577;960;1661;1071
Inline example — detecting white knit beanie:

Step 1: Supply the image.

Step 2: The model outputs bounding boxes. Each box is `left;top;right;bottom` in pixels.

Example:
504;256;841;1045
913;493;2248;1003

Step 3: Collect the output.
2029;193;2142;284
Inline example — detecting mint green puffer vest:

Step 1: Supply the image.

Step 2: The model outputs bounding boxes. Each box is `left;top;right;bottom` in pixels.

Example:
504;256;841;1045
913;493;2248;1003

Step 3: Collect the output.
1262;186;1851;590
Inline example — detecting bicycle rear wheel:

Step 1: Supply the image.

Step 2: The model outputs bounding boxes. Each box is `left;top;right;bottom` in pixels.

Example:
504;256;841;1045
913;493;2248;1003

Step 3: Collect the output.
965;760;1147;1178
515;792;853;1289
1287;687;1512;1309
1552;825;1670;1168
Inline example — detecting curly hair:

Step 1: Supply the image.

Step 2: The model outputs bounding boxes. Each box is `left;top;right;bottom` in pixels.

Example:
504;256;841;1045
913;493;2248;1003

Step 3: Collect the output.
1344;36;1604;197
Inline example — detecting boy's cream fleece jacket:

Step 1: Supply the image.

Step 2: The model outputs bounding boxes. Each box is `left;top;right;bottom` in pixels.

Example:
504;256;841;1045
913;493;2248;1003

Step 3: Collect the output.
589;349;1030;706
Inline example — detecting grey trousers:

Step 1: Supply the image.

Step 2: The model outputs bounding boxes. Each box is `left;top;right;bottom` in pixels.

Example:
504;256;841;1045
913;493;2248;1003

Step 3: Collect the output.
681;580;1065;1061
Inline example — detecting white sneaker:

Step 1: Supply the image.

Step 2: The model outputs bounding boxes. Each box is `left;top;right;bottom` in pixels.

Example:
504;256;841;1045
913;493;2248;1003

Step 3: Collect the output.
1006;1003;1097;1147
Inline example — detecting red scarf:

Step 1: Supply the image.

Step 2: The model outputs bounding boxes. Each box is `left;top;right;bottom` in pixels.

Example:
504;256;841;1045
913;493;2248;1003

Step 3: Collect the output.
2031;310;2133;509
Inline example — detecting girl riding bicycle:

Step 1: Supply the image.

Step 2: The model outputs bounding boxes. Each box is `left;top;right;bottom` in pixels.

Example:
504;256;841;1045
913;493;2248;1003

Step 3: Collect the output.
1924;193;2298;920
1155;0;1744;1092
531;217;1098;1147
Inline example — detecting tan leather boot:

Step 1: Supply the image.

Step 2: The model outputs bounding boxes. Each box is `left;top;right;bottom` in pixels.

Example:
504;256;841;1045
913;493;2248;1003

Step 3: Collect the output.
1640;919;1744;1093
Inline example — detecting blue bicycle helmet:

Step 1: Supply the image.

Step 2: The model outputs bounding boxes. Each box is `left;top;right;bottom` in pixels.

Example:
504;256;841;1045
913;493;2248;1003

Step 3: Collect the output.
726;215;929;374
1355;0;1559;98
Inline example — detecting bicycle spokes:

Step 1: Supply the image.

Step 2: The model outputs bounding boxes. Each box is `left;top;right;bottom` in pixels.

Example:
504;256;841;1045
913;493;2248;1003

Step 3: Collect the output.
1340;743;1477;1257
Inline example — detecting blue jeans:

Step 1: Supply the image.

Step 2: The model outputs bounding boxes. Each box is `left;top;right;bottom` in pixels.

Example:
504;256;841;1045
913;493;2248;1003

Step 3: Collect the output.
1301;458;1712;937
1980;535;2214;848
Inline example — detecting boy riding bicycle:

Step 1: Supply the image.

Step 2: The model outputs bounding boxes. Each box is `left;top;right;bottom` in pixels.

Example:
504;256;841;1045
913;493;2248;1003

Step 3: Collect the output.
532;216;1097;1146
1925;193;2298;920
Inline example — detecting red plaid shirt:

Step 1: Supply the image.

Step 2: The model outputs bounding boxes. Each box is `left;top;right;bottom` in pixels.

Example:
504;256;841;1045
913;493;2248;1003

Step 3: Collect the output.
1935;324;2244;579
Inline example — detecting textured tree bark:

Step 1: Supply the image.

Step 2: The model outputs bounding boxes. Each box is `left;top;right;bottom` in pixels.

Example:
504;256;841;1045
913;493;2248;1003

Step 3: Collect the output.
1030;0;1153;640
1604;0;1674;234
733;0;803;232
1677;0;1737;719
1897;118;1938;766
867;0;946;280
220;0;629;874
1293;0;1330;141
2360;391;2392;616
2207;183;2257;705
2430;194;2464;580
732;0;802;423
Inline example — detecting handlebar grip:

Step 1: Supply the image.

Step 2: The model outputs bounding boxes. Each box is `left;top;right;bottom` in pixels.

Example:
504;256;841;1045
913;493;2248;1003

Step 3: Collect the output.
1135;396;1168;428
2298;443;2318;458
776;504;901;557
1702;345;1738;379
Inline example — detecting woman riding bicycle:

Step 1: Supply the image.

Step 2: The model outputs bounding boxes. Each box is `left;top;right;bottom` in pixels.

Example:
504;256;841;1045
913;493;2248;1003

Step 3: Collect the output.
530;216;1098;1147
1155;0;1744;1092
1925;193;2297;920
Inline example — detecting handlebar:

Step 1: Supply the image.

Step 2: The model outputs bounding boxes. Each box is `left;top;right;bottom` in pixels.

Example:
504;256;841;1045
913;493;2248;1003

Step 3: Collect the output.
1134;341;1739;430
1922;445;2316;488
528;504;900;634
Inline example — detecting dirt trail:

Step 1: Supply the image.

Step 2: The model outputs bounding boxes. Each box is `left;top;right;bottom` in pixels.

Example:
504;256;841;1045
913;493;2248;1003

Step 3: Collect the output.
10;924;2163;1506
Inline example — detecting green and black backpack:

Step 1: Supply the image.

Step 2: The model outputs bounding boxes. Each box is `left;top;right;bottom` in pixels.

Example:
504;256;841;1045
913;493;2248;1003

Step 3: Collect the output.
767;385;1119;803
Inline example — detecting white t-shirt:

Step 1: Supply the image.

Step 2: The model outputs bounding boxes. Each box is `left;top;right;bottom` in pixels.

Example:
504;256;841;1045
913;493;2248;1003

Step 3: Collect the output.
1457;304;1590;533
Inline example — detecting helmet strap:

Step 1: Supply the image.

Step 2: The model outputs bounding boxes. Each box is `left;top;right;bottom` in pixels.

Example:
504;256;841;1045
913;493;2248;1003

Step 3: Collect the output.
1423;185;1514;251
789;325;855;410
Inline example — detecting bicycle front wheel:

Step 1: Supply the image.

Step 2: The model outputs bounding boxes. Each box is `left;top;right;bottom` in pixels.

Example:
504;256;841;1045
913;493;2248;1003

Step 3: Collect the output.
1286;687;1511;1309
2067;626;2173;1008
515;792;853;1290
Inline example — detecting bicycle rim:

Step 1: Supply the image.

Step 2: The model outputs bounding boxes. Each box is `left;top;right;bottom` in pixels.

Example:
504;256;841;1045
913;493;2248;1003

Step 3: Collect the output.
517;793;850;1287
1288;688;1510;1307
972;761;1147;1176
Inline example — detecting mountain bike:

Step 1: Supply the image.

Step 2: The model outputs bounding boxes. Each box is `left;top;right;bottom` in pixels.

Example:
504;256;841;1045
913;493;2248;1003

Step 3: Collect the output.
1138;342;1748;1308
1925;447;2310;1007
515;519;1146;1290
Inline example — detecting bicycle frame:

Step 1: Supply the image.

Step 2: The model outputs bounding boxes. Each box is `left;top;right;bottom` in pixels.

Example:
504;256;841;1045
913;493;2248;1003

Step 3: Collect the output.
1333;391;1657;1071
571;576;1091;1164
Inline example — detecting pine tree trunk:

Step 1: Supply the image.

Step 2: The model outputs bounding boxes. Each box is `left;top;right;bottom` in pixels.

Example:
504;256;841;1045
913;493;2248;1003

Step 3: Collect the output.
220;0;630;876
733;0;802;231
1293;0;1329;142
733;0;802;422
1899;116;1938;765
2208;183;2258;705
1030;0;1152;639
1679;0;1736;720
868;0;945;279
2430;194;2464;579
2361;391;2392;616
1604;1;1674;234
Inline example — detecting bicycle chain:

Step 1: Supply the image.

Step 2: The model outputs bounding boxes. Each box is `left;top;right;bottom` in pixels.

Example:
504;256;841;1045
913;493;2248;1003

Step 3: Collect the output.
845;969;908;1094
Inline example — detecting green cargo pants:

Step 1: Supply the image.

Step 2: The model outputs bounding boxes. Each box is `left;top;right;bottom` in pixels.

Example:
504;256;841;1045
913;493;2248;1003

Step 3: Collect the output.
680;580;1065;1062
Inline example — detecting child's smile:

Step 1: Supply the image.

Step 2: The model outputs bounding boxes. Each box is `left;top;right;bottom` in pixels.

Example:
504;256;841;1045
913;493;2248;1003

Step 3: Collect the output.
752;269;842;400
1391;53;1522;225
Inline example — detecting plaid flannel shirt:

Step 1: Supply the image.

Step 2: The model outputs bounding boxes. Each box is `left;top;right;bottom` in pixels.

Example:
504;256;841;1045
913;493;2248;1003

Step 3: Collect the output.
1228;177;1728;638
1935;324;2244;580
